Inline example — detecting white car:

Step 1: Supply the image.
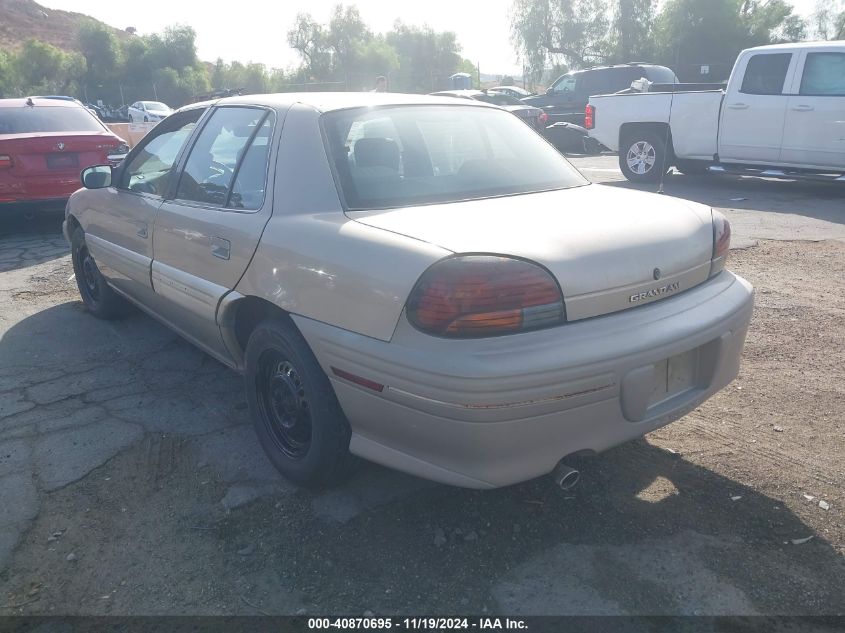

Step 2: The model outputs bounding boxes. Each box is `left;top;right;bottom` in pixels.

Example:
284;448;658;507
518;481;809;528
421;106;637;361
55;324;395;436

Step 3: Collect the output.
127;101;173;123
586;41;845;182
64;93;754;489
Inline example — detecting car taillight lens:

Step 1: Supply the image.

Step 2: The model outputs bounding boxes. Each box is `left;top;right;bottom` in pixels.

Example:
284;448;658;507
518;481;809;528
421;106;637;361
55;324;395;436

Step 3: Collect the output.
0;155;12;169
710;210;731;277
585;105;595;130
407;256;565;338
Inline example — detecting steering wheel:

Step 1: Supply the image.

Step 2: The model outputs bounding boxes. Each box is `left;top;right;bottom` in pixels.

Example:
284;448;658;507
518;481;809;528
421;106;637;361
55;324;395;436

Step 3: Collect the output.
209;160;234;181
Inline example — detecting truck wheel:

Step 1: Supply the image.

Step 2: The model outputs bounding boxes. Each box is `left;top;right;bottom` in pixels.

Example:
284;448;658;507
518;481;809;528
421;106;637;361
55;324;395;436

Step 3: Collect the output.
675;159;711;176
245;317;353;488
620;132;669;183
70;227;131;320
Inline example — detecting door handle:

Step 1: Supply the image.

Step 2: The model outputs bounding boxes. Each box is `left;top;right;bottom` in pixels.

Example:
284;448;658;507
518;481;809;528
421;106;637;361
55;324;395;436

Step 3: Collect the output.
728;103;749;110
210;236;231;260
791;104;814;112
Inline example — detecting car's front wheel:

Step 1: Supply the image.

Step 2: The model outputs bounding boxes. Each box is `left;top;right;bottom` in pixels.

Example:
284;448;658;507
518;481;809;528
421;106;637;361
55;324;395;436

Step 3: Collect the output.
245;317;353;487
620;131;669;183
70;227;131;319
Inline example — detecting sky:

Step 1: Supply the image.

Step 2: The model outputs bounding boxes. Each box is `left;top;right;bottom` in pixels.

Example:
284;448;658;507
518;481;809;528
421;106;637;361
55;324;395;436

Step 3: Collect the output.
39;0;821;77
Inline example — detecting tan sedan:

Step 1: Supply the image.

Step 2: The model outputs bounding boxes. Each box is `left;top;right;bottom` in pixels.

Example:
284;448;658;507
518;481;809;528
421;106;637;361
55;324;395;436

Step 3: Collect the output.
64;93;754;489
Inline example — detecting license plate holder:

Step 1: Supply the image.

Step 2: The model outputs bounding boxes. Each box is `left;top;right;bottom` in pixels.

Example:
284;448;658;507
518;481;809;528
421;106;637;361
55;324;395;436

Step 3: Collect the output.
648;348;698;408
46;153;79;170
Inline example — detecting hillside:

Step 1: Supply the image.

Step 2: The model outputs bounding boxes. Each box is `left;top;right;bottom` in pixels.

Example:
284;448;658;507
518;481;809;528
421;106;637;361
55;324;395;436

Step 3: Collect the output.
0;0;129;53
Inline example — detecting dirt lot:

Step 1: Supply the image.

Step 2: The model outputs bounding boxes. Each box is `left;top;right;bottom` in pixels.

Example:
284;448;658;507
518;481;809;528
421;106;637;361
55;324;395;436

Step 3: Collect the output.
0;159;843;616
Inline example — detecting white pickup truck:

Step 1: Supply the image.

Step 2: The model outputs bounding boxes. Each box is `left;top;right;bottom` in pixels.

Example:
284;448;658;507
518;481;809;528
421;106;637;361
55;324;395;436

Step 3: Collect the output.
586;41;845;183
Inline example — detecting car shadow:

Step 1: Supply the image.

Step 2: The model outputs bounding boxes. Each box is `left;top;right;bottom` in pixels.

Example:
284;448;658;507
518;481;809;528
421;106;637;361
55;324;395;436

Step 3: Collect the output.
601;171;845;227
1;303;843;616
0;212;68;273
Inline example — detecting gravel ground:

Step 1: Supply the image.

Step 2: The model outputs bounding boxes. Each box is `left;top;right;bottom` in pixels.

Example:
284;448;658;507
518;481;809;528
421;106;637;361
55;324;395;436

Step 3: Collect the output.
0;160;842;616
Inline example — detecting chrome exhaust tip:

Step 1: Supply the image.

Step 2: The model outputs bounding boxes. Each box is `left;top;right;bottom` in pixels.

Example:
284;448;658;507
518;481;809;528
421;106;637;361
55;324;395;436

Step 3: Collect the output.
552;461;580;491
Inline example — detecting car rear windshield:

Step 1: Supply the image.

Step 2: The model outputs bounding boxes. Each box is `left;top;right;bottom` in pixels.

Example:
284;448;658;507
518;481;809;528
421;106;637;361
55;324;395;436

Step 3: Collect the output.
322;105;587;210
0;106;104;134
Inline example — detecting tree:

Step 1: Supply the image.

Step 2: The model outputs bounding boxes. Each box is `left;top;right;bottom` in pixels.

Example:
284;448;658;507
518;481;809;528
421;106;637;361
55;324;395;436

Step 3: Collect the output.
654;0;806;80
288;13;331;79
78;20;121;81
14;39;68;94
0;50;18;97
610;0;656;63
326;5;371;79
812;0;845;39
510;0;610;74
387;22;463;92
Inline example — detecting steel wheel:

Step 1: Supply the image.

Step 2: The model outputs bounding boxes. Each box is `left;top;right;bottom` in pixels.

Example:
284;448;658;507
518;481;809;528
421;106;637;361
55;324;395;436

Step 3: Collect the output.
79;246;102;302
626;141;657;176
256;352;312;460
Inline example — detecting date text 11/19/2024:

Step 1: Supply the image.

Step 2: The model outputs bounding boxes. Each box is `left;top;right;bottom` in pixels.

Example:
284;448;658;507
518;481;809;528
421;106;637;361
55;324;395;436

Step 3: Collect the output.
308;617;529;630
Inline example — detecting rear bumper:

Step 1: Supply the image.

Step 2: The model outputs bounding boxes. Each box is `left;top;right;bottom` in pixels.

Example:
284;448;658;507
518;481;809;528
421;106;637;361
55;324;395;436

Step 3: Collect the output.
0;172;80;205
0;198;68;215
294;271;755;488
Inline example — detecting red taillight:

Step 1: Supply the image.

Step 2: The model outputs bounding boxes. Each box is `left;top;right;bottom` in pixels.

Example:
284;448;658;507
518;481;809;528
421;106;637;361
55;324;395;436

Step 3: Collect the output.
407;256;565;338
538;111;549;126
710;211;732;277
584;105;595;130
0;155;12;169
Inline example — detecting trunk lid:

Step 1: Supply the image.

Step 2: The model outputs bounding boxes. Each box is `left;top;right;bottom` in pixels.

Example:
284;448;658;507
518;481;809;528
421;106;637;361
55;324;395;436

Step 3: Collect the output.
0;132;122;177
351;184;715;321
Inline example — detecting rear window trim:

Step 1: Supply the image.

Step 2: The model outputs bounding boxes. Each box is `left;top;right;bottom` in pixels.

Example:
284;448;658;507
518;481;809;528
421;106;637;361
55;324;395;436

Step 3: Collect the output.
319;103;588;213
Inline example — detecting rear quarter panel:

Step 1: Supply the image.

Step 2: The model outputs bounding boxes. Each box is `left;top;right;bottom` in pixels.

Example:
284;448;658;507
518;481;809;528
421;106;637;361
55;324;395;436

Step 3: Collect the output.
589;92;722;159
234;103;450;342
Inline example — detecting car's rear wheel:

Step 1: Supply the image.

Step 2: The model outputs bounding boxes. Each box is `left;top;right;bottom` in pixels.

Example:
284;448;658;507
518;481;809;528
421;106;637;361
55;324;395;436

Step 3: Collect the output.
245;317;353;487
70;227;131;320
620;131;669;183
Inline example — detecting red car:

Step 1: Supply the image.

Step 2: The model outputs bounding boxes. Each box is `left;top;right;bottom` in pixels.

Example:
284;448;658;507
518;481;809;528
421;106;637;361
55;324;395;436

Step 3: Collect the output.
0;97;128;214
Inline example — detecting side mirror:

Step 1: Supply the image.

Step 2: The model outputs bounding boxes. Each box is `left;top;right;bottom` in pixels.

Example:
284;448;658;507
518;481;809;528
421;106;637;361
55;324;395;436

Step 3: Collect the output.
81;165;113;189
546;87;554;94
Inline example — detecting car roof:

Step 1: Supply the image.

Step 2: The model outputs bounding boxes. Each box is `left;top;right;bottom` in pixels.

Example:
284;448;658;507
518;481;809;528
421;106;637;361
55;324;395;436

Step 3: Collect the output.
184;92;495;114
0;97;86;109
742;40;845;53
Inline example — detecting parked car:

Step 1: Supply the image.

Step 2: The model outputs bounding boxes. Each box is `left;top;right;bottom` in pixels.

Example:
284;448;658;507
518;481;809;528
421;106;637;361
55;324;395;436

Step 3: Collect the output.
128;101;173;123
430;89;547;130
0;97;128;214
522;63;678;127
65;93;753;489
586;42;845;182
487;86;534;99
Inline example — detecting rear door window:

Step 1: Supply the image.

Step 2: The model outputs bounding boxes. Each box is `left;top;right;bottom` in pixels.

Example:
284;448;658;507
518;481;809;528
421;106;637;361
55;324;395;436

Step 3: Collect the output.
740;54;792;95
799;53;845;96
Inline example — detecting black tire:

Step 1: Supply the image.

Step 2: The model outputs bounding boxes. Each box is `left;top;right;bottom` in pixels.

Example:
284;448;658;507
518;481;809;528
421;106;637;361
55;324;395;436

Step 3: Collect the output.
675;159;711;176
70;227;131;319
619;130;670;183
245;317;352;487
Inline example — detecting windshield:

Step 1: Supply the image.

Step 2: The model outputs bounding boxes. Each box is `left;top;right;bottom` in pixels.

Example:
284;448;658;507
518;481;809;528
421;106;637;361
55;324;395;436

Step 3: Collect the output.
322;105;587;211
0;106;104;134
143;102;169;110
552;75;578;93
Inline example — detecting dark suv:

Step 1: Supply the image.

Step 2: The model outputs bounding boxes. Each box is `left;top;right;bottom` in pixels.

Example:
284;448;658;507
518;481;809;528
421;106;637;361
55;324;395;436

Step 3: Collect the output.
523;63;678;127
